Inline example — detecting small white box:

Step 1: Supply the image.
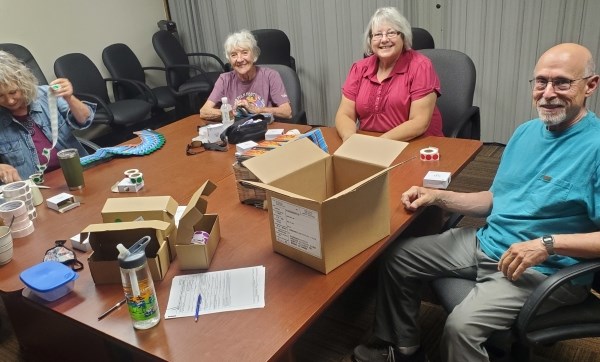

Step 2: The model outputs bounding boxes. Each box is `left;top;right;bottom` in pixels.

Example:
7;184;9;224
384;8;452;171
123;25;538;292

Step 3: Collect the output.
206;123;225;143
116;178;144;192
70;233;91;252
236;140;258;153
265;129;284;140
46;193;80;213
423;171;452;189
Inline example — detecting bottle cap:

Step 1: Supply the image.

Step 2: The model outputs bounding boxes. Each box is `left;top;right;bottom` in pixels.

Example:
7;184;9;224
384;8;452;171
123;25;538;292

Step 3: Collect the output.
118;236;150;269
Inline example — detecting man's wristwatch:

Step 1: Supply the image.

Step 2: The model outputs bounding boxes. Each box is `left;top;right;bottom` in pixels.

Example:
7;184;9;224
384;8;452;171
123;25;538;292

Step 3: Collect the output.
541;235;555;255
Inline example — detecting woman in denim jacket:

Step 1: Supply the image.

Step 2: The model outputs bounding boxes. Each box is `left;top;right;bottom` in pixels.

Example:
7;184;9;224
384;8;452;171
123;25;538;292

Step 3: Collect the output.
0;50;96;183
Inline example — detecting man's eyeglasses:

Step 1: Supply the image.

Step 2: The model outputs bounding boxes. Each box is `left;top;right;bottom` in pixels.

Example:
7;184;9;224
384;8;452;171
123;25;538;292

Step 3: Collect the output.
370;31;402;41
529;76;592;92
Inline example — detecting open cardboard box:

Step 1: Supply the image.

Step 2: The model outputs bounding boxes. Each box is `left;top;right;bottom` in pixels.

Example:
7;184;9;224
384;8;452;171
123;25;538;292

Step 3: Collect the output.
175;180;221;270
243;134;408;274
84;220;172;285
101;195;178;260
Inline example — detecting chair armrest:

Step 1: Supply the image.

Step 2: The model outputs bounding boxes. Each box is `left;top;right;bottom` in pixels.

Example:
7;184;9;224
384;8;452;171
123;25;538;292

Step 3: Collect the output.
104;77;147;98
441;213;465;232
186;52;227;71
446;106;480;140
516;259;600;341
164;63;214;90
73;92;113;125
76;137;100;151
142;66;166;72
290;56;296;71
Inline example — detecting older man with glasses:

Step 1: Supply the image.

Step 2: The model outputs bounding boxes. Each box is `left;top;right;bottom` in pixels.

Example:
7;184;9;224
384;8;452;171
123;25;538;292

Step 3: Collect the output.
352;43;600;362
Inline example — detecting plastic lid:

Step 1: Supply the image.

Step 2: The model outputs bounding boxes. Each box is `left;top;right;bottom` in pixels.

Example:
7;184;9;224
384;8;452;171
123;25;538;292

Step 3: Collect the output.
118;236;150;269
20;261;78;292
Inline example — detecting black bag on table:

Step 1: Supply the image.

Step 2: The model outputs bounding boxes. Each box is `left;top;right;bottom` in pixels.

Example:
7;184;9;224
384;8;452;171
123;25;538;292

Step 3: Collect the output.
220;114;269;144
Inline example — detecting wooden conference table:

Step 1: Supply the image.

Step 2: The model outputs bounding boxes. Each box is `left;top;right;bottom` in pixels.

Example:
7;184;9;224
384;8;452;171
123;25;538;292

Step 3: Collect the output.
0;115;481;362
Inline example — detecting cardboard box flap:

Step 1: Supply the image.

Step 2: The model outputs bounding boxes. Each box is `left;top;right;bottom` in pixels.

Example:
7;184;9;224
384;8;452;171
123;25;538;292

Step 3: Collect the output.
240;180;315;202
181;180;217;220
83;220;171;258
243;138;328;184
334;134;407;168
326;164;398;200
102;196;178;218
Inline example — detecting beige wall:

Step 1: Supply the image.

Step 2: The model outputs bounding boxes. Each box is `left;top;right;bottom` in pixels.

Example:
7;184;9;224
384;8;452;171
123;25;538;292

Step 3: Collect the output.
0;0;168;87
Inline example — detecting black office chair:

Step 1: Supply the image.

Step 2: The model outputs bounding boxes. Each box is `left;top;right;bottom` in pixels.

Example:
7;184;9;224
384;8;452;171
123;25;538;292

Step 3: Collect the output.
261;64;307;125
411;27;435;50
54;53;152;142
418;49;480;140
0;43;48;85
102;43;176;113
251;29;296;71
432;216;600;361
152;30;227;115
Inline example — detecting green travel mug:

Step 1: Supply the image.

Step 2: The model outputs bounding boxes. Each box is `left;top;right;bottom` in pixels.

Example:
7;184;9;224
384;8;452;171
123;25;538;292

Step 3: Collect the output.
57;148;85;190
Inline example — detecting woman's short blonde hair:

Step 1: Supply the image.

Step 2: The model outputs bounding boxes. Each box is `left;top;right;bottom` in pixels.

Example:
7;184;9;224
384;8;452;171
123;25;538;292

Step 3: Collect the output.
0;50;38;105
362;7;413;56
223;29;261;63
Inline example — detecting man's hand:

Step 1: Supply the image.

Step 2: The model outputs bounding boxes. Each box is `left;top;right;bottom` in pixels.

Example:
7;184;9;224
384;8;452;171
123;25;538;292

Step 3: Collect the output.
498;239;548;281
401;186;439;211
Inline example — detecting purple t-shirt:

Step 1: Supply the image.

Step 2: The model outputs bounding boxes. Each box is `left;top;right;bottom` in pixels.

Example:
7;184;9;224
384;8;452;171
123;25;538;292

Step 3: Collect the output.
208;66;289;114
13;114;60;172
342;49;443;136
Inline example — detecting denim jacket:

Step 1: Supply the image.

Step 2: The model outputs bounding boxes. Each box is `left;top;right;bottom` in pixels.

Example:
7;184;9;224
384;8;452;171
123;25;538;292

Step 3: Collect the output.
0;86;96;179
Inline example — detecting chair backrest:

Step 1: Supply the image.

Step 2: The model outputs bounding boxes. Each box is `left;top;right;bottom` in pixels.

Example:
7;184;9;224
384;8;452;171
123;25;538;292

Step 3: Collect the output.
418;49;477;139
251;29;296;71
54;53;110;103
411;27;435;50
152;30;191;89
0;43;48;85
102;43;145;82
261;64;305;124
102;43;146;100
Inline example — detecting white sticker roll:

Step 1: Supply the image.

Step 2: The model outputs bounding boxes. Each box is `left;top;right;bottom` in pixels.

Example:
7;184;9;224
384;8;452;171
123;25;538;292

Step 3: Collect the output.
0;200;28;219
2;181;31;198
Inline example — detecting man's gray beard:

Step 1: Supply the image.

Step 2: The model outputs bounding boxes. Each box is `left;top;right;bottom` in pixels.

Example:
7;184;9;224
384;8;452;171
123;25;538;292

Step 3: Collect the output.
537;106;566;127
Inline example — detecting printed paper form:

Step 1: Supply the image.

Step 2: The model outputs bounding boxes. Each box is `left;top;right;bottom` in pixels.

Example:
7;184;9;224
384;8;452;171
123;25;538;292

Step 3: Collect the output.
164;266;265;319
271;197;322;259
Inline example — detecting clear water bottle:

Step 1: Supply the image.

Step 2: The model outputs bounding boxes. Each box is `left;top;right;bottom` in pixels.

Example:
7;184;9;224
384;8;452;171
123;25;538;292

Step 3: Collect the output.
117;236;160;329
220;97;234;127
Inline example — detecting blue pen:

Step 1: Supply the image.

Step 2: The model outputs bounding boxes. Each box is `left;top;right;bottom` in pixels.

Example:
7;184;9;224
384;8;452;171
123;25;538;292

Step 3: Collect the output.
194;293;202;322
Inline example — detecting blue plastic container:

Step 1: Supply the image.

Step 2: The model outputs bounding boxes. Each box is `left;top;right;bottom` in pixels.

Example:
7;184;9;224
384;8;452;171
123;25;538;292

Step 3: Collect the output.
20;261;78;301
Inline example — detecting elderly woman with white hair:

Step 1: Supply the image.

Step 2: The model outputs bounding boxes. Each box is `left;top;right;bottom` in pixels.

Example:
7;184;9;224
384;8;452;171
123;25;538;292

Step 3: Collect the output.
335;7;443;142
0;50;95;183
199;29;292;121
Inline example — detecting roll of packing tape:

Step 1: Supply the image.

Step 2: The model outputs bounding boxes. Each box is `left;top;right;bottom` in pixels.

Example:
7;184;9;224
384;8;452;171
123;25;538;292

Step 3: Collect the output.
0;200;27;219
420;147;440;161
3;181;31;198
124;169;140;177
129;172;144;184
11;220;34;238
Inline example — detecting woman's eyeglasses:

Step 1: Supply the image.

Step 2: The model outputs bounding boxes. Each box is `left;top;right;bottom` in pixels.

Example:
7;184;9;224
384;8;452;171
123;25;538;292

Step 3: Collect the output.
370;31;402;41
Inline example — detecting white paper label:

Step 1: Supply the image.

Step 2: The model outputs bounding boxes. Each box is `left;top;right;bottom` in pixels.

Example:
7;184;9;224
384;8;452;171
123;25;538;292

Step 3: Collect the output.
271;197;321;259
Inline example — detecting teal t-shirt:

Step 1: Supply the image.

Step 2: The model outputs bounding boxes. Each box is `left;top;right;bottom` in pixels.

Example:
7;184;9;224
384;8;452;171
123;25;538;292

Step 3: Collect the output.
476;111;600;275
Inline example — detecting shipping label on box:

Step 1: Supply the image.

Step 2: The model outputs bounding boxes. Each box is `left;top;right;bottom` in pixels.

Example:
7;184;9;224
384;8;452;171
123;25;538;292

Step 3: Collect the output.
243;134;409;274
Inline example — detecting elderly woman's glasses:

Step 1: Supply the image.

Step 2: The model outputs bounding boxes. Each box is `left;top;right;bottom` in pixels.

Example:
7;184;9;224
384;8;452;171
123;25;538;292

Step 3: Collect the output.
370;31;401;41
529;76;592;92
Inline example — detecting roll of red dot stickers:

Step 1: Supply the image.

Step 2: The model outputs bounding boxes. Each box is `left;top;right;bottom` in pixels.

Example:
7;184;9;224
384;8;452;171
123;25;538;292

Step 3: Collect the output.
420;147;440;161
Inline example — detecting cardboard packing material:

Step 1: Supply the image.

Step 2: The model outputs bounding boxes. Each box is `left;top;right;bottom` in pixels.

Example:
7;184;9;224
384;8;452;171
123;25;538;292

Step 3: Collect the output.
84;220;172;285
101;195;178;259
175;180;221;270
243;134;407;274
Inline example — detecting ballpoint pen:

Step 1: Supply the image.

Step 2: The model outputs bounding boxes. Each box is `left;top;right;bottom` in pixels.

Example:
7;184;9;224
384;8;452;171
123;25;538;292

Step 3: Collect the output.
194;293;202;323
98;298;127;321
